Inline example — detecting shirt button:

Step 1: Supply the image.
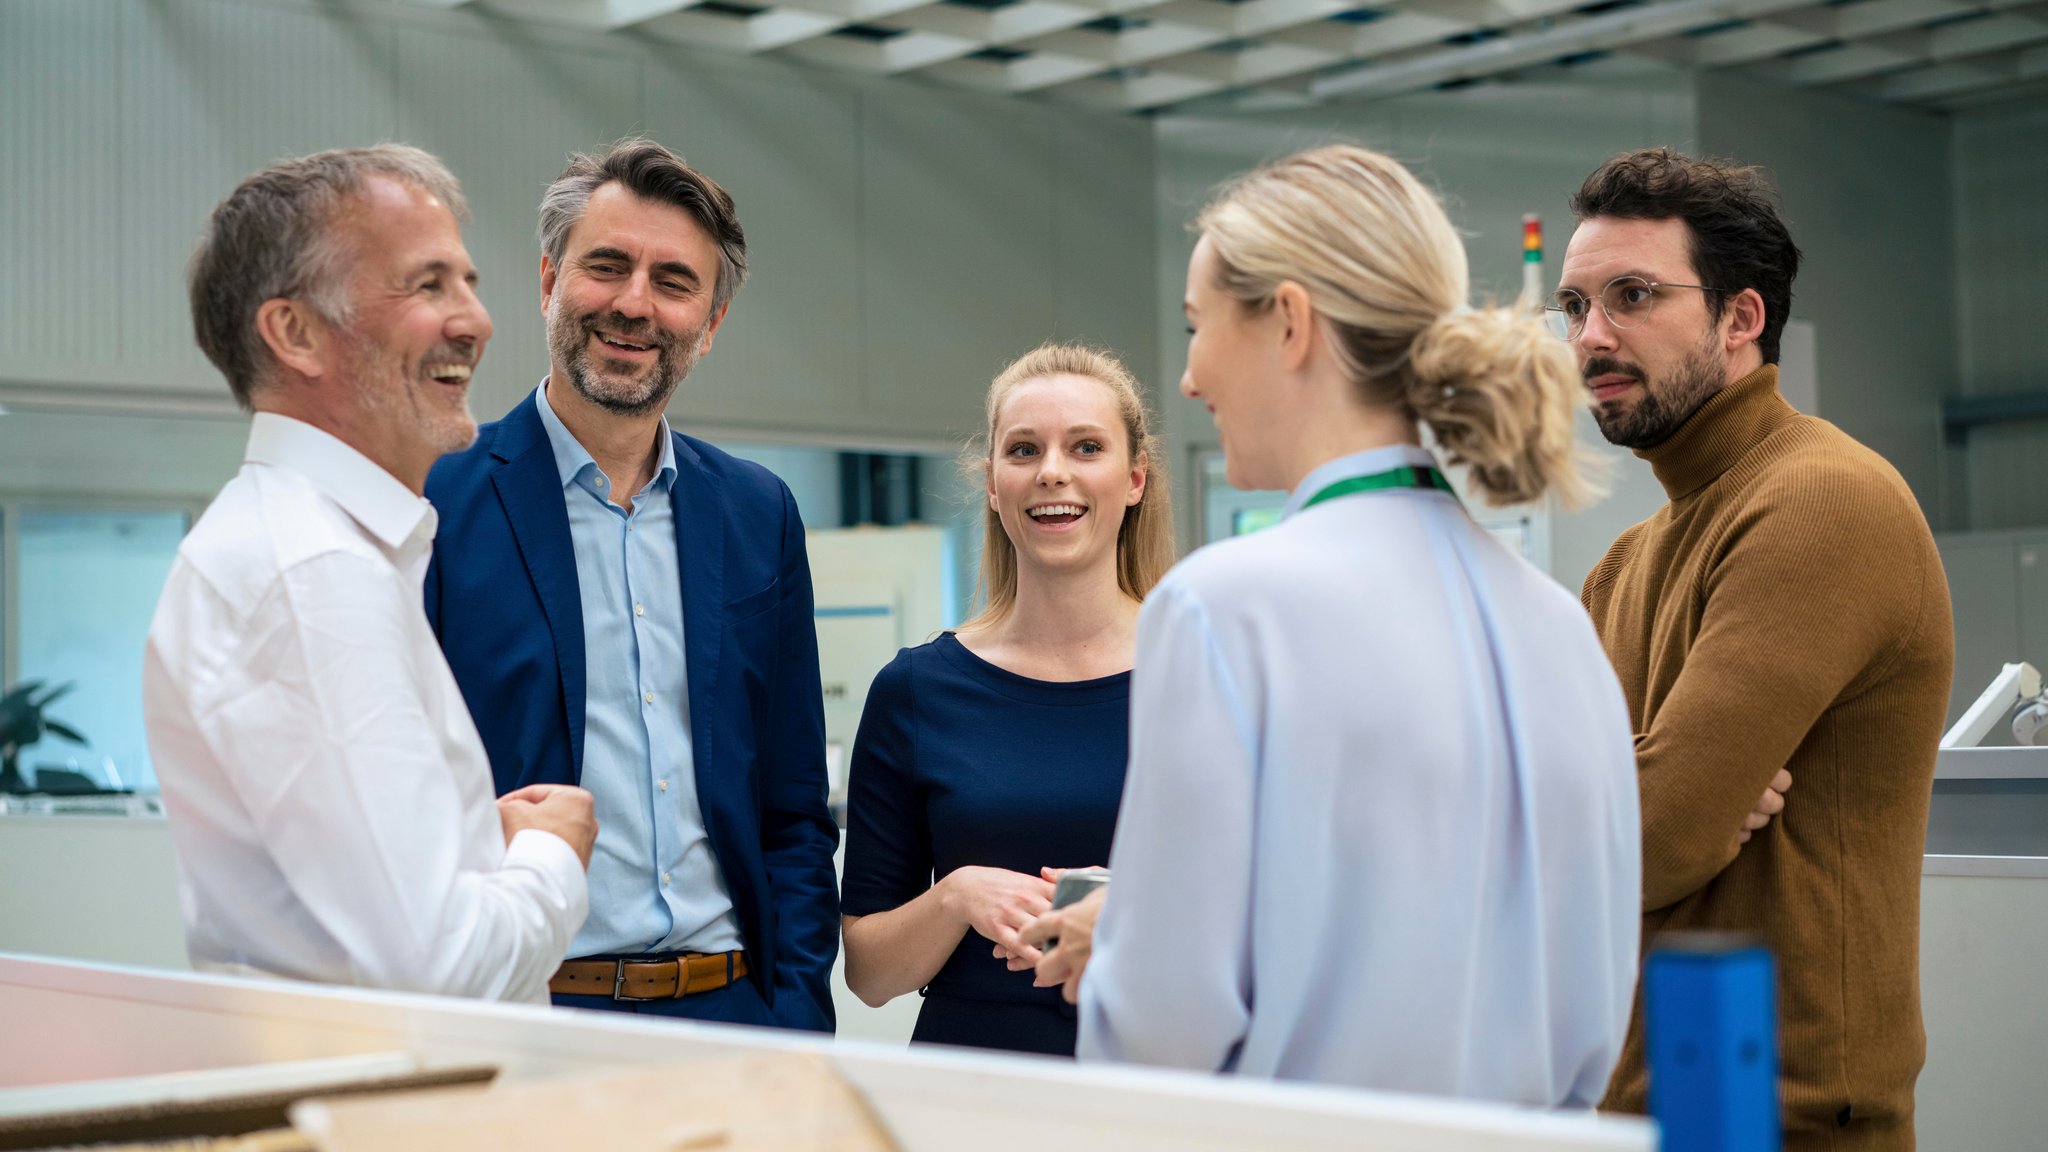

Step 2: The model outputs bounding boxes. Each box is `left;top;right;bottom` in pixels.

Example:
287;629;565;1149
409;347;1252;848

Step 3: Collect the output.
596;477;607;487
661;872;672;887
658;779;669;793
634;603;645;616
643;691;654;705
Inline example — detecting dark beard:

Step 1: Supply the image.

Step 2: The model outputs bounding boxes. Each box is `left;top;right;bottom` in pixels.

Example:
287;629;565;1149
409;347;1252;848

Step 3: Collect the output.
1589;336;1727;450
548;308;703;417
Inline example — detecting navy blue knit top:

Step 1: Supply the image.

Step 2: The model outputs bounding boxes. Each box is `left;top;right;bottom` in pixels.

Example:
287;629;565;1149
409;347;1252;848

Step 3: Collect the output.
842;633;1129;1018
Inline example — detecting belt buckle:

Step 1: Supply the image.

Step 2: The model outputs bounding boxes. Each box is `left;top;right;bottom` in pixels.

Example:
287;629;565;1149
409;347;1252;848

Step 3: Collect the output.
611;959;662;1003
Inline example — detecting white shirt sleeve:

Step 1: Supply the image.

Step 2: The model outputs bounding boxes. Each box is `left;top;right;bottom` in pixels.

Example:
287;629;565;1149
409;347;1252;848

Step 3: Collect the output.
1078;579;1258;1071
194;549;586;1002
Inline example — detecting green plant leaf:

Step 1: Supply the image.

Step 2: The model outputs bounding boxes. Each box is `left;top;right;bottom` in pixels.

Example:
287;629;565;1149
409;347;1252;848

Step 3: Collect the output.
43;719;88;745
2;682;86;750
0;680;46;710
32;682;76;709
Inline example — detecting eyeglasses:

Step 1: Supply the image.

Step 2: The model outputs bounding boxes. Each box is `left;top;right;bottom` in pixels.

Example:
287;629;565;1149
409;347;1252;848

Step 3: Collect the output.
1545;276;1723;340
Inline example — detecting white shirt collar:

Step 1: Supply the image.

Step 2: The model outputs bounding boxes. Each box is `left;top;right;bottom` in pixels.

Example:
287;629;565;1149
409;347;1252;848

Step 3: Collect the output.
535;378;678;493
244;412;435;551
1281;443;1443;521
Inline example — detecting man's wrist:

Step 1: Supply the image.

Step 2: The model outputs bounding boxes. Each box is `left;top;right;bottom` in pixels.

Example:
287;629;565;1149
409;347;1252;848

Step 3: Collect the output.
505;826;580;873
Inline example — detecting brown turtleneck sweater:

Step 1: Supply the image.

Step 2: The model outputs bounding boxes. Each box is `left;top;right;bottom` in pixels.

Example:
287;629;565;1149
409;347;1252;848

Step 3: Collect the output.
1583;365;1952;1150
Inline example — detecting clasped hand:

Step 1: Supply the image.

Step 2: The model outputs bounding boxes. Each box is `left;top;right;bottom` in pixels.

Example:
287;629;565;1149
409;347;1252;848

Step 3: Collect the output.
940;865;1056;966
945;864;1109;975
1738;768;1793;846
496;783;599;869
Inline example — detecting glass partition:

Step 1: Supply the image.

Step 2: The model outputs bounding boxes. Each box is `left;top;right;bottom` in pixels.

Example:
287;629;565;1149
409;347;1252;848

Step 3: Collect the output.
10;507;190;794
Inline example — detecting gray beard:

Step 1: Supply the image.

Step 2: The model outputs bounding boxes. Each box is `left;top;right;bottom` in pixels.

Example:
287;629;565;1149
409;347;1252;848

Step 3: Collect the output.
1591;336;1728;451
548;306;705;418
338;332;478;455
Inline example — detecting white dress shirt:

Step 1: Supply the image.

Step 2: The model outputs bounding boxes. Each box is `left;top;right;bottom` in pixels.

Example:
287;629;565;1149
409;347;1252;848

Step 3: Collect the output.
143;413;588;1003
1079;444;1641;1107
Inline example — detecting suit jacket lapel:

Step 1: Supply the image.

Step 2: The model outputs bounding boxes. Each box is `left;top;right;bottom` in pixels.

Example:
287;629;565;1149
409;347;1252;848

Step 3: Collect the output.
671;433;724;793
489;393;589;781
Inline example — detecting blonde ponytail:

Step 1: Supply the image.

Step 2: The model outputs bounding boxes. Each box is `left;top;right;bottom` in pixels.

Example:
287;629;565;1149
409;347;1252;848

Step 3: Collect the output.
1405;305;1601;509
1197;144;1602;509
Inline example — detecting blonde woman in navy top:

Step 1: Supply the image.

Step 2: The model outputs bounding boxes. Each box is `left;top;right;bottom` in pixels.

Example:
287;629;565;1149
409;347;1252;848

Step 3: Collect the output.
839;343;1173;1056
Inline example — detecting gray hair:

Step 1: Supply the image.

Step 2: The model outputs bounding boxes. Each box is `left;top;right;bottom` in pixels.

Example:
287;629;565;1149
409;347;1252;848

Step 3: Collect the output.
537;137;747;315
188;144;468;408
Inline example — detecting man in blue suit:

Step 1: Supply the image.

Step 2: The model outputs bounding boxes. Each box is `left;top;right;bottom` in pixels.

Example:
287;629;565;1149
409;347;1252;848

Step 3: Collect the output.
424;138;837;1030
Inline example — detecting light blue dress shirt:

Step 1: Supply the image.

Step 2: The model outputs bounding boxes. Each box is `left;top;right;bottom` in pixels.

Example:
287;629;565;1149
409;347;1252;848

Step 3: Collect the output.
535;382;744;958
1079;443;1641;1107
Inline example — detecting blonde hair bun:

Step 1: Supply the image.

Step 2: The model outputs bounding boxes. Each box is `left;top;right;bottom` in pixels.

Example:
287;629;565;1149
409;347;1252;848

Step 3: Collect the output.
1406;305;1601;509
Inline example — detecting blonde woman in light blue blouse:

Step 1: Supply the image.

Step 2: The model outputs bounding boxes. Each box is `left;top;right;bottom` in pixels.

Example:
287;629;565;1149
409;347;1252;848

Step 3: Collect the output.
1025;145;1641;1108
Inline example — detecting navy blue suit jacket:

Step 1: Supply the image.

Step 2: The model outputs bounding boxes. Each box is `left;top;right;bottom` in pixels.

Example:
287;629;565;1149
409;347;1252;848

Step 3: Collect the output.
423;389;838;1032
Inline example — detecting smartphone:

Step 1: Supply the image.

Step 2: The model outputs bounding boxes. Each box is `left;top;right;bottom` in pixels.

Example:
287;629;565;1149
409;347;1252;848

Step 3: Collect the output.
1051;868;1111;910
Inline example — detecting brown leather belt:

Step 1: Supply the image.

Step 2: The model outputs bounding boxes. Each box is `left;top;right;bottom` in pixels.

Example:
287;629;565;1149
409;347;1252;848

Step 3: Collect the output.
549;951;749;1002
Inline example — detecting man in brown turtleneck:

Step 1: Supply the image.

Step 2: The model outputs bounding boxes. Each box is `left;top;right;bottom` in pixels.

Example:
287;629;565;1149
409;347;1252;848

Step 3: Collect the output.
1560;149;1952;1150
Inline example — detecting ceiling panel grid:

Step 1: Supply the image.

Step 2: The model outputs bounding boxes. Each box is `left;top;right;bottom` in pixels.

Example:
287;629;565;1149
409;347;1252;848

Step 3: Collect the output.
401;0;2048;111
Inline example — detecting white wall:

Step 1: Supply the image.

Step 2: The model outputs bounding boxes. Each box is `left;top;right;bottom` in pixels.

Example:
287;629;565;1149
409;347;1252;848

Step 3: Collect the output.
0;0;1156;450
1950;96;2048;532
0;816;189;971
1696;74;1958;530
0;410;248;506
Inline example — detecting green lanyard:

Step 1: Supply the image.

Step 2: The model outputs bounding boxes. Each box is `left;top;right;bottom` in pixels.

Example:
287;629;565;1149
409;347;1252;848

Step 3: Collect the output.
1299;464;1461;511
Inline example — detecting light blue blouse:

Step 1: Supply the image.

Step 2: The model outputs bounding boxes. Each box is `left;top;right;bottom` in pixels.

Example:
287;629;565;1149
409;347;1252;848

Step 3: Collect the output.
1078;443;1641;1107
536;382;743;958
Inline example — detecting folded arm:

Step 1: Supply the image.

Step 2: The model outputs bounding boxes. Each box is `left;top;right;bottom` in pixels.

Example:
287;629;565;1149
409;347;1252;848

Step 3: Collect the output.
1629;482;1928;911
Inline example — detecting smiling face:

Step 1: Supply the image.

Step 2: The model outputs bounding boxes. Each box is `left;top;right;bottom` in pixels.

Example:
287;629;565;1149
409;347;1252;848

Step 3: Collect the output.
1559;215;1740;450
324;175;491;477
1180;234;1287;491
988;373;1146;581
542;181;727;417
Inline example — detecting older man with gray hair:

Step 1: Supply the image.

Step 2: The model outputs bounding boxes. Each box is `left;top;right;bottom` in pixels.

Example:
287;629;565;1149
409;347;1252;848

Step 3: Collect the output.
144;144;596;1002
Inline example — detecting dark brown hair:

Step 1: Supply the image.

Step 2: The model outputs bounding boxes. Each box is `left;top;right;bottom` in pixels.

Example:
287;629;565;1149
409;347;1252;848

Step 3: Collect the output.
1570;147;1801;364
539;137;747;313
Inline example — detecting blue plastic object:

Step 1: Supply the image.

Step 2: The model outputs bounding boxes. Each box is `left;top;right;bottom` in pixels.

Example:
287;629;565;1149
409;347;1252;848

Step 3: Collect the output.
1646;933;1781;1152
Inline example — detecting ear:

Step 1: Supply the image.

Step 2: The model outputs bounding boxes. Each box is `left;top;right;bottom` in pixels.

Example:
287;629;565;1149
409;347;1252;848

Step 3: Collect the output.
1721;287;1767;353
1273;280;1316;372
253;297;329;381
1125;451;1147;508
985;459;998;514
539;253;559;318
698;299;731;356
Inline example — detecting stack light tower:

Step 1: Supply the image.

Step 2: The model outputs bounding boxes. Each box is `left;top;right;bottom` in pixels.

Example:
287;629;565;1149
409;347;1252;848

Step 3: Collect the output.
1522;214;1545;305
1460;211;1555;577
